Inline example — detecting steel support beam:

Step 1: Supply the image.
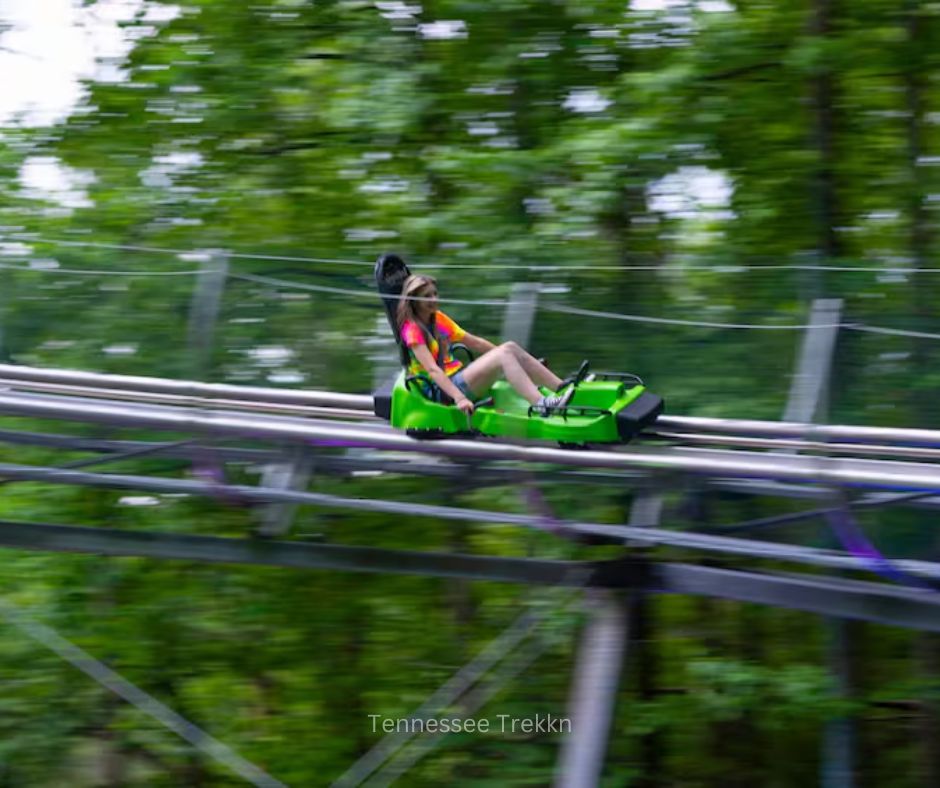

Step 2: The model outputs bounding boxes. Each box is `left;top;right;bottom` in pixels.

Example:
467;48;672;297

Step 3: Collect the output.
555;592;632;788
554;486;666;784
652;565;940;632
785;298;843;424
0;519;586;585
783;298;854;788
0;461;937;580
501;282;540;348
257;445;315;537
822;619;857;788
0;520;938;629
8;425;940;514
187;251;229;379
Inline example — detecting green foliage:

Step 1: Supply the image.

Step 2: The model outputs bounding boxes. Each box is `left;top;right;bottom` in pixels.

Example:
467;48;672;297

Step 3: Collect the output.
0;0;939;783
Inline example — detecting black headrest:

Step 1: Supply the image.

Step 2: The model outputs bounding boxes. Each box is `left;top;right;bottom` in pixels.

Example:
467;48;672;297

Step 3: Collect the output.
375;253;411;297
375;253;412;364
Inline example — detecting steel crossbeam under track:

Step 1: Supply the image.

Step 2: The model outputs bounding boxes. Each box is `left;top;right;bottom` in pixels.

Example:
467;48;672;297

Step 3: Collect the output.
0;519;937;630
0;519;586;586
4;390;940;491
8;426;940;512
0;460;938;582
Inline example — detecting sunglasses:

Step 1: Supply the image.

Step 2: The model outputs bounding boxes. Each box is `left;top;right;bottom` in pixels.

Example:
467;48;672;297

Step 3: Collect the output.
406;280;437;297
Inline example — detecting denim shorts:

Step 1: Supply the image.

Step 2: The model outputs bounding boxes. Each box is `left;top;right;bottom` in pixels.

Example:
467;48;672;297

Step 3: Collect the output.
450;370;474;399
424;370;473;404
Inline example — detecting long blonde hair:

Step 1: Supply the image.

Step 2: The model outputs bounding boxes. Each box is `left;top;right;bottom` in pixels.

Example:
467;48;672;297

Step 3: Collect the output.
396;274;443;361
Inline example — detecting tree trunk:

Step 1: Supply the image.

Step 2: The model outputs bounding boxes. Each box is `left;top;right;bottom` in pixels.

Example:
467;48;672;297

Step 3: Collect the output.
806;0;841;300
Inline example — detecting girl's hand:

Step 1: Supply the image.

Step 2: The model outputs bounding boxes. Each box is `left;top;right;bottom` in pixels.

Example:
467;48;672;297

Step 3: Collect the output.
456;397;474;415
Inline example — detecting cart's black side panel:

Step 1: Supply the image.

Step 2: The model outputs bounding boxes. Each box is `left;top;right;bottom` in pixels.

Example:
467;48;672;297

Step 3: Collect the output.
373;373;396;420
616;392;664;440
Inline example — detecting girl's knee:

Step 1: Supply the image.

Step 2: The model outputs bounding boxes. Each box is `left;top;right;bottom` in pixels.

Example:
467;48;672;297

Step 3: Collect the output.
503;341;534;362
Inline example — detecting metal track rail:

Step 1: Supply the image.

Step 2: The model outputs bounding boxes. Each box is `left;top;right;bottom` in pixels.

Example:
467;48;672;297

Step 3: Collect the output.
649;431;940;461
4;375;932;461
3;389;940;490
2;364;940;457
0;378;378;421
0;364;372;409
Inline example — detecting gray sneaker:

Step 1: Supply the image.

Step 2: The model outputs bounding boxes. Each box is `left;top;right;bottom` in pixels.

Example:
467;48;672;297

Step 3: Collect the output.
535;386;574;417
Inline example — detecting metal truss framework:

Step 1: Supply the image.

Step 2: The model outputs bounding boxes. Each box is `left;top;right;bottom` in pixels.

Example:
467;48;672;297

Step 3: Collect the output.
0;368;936;616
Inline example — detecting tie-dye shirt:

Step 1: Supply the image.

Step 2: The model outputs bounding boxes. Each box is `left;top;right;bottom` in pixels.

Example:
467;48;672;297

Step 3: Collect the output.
401;311;466;380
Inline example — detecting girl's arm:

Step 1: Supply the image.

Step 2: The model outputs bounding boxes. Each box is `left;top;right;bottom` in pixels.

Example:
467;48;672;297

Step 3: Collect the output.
411;344;472;406
460;332;496;355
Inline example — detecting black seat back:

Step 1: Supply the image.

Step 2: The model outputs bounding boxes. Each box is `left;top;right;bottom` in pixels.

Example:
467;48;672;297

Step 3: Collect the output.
374;253;412;367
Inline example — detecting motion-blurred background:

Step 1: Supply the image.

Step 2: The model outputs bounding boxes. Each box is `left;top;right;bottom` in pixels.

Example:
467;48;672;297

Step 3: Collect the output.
0;1;938;785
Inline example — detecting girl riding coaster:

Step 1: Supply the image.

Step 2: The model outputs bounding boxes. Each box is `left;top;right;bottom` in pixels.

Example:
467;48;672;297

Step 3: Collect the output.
373;253;664;443
396;273;573;418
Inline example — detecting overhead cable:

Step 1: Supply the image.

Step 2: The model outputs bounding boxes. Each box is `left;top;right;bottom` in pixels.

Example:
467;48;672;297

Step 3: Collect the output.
231;272;510;307
0;261;202;276
843;324;940;342
17;235;940;274
6;235;940;335
542;303;832;330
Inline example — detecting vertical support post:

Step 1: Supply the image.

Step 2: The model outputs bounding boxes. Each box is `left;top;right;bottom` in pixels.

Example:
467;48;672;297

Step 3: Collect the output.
554;486;659;787
0;264;8;363
625;490;664;532
501;282;540;347
187;251;229;380
783;298;854;788
822;620;856;788
255;446;316;538
554;591;632;788
625;488;664;787
784;298;843;424
915;634;940;784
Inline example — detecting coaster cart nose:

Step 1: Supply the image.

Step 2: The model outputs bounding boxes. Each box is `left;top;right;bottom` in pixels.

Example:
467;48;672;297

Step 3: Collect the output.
545;363;664;445
615;391;664;440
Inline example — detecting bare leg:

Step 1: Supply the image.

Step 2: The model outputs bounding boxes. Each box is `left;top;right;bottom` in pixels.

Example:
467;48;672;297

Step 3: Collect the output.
459;345;543;404
502;341;563;390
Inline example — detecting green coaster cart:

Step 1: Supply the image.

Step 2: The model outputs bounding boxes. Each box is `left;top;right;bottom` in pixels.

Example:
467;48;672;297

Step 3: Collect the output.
371;254;663;445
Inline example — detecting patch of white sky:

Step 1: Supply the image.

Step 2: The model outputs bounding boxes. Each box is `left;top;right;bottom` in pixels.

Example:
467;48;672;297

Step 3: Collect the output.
563;89;612;114
631;0;735;12
648;166;735;220
419;20;466;40
18;156;96;208
1;0;180;207
140;151;203;188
